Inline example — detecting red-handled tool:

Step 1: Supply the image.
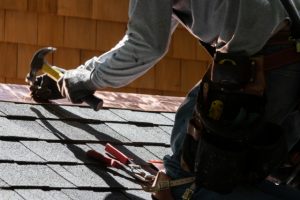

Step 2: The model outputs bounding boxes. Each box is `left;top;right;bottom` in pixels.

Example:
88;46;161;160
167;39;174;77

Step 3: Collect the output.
105;143;131;165
86;149;122;168
86;143;155;183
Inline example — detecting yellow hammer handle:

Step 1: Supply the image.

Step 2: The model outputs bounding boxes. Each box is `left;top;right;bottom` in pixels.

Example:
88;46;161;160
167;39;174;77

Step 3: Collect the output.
41;64;63;81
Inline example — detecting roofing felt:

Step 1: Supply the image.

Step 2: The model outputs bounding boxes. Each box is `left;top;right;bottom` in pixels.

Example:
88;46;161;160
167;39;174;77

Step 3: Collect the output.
0;83;183;200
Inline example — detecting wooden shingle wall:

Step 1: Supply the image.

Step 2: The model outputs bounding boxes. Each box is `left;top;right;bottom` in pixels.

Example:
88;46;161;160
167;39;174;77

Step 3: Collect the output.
0;0;212;96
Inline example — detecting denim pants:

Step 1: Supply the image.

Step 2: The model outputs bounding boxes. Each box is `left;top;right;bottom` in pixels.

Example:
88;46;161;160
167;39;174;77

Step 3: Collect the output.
163;61;300;199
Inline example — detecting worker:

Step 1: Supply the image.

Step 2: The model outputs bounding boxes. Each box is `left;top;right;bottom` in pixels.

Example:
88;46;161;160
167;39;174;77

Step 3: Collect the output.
30;0;300;199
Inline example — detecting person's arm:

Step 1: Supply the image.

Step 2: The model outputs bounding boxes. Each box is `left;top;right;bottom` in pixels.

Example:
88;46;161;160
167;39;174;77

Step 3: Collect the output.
43;0;179;103
81;0;178;89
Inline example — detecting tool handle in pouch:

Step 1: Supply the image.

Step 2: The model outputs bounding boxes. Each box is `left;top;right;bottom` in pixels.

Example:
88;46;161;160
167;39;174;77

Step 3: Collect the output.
105;143;130;165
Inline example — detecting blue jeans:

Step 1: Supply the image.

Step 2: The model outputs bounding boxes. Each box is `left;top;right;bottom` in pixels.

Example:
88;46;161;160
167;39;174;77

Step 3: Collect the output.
164;61;300;199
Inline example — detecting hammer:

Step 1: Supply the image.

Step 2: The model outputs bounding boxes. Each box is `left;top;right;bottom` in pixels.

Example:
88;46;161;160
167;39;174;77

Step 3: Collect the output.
26;47;103;111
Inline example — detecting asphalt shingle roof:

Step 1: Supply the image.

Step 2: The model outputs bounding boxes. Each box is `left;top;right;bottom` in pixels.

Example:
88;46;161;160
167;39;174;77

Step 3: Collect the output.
0;84;183;200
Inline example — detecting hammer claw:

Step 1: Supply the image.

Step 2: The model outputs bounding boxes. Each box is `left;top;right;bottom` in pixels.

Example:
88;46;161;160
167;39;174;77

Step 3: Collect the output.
26;46;57;85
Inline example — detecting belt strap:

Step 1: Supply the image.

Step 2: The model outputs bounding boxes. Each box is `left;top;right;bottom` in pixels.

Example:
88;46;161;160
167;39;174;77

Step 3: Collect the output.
142;171;196;193
263;47;300;70
182;183;196;200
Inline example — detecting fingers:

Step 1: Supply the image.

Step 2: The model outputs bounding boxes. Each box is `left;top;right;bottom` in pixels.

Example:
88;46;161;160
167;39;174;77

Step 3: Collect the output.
30;74;63;100
30;87;52;100
32;69;95;104
56;77;79;103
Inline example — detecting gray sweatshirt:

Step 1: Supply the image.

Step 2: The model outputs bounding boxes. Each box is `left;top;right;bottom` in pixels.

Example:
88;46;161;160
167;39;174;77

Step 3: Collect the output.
82;0;300;90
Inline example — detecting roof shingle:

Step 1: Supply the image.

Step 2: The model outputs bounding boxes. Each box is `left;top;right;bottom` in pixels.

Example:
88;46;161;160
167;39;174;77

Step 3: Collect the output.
0;84;183;200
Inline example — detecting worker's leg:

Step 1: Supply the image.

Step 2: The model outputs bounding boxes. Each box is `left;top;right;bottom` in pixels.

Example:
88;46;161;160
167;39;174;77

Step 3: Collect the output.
170;81;201;156
264;61;300;149
164;154;300;200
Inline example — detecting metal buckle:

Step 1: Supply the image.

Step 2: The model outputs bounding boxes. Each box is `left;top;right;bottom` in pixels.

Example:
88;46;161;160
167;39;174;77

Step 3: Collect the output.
158;181;170;190
296;39;300;53
129;164;155;182
289;37;300;53
182;187;194;200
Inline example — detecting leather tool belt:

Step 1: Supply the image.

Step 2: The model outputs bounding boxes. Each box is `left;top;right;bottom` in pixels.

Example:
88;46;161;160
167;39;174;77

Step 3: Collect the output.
261;24;300;70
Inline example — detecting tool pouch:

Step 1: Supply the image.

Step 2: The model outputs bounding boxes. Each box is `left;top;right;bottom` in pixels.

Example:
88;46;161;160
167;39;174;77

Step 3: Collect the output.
211;52;255;89
180;68;287;194
181;122;246;193
181;118;287;194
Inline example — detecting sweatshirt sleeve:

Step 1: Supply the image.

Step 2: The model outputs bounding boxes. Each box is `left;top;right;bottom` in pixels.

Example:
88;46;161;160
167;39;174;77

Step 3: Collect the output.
80;0;178;89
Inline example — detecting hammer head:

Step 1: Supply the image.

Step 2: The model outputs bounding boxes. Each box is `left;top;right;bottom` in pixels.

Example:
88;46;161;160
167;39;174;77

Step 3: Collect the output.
26;47;56;85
